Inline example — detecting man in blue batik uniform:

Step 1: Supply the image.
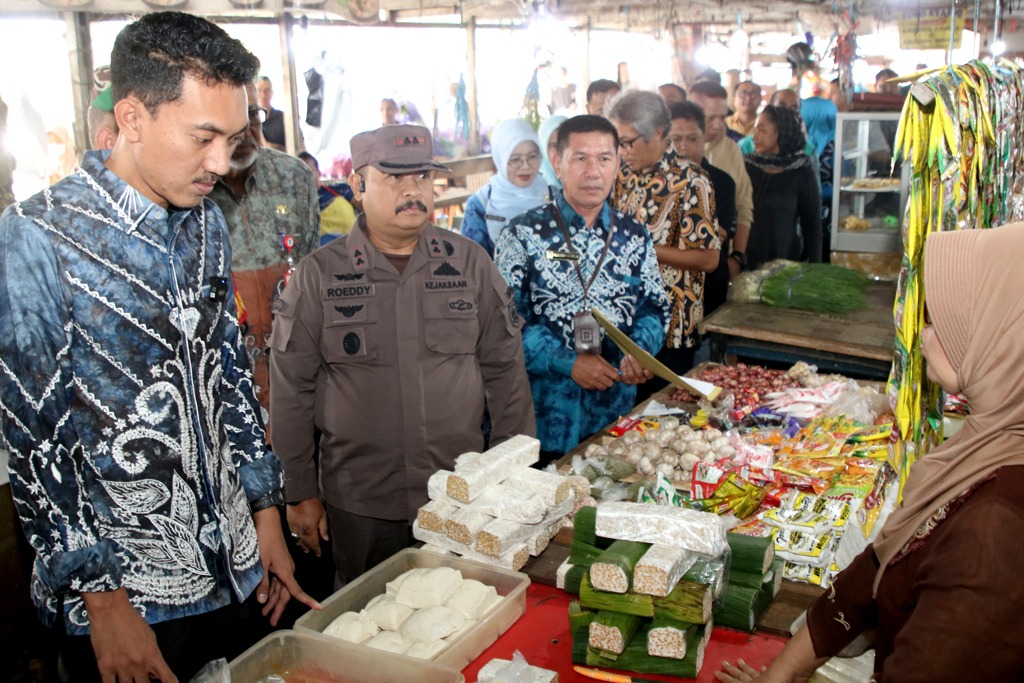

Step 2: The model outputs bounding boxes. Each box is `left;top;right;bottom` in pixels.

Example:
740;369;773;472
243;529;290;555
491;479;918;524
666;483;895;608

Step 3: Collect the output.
495;115;670;462
0;13;317;682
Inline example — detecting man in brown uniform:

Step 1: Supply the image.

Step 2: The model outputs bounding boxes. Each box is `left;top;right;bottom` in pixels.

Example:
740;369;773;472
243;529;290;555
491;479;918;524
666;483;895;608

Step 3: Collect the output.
269;124;535;585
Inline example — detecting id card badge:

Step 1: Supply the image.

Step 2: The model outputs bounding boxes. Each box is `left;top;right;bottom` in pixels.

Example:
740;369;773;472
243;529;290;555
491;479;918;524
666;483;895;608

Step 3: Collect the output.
573;310;602;354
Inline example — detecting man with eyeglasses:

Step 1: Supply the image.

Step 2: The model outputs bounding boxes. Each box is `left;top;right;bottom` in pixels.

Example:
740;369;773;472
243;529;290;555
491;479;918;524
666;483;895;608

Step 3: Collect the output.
495;115;668;463
609;91;719;389
726;81;762;139
270;124;534;584
210;79;320;429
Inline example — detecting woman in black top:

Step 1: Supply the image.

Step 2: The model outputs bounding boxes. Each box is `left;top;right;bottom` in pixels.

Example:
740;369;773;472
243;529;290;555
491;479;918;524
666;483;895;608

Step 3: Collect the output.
744;104;822;269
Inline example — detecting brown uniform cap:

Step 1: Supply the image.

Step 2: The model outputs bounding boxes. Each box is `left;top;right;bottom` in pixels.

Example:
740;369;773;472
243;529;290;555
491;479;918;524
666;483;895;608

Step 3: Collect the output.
350;124;451;174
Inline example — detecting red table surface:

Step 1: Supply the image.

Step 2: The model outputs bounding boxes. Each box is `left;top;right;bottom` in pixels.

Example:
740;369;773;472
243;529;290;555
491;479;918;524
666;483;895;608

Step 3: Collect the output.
462;583;788;683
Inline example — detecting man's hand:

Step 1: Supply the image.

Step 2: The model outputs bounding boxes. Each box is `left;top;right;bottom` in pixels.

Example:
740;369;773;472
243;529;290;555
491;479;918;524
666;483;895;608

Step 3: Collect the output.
83;588;177;683
571;354;620;391
619;355;654;385
253;507;322;626
287;498;330;557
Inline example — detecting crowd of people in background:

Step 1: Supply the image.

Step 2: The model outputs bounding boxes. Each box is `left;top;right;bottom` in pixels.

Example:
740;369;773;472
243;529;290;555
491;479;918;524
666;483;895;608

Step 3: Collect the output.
0;16;918;679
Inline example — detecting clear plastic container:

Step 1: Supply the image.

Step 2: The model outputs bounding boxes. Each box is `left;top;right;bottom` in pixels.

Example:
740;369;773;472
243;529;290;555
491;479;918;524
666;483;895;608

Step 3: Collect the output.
294;548;530;670
229;629;465;682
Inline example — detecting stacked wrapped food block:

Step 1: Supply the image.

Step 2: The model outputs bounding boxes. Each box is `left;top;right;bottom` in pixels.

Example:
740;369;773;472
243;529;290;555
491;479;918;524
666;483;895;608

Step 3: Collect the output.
713;533;779;632
414;435;575;571
565;502;727;678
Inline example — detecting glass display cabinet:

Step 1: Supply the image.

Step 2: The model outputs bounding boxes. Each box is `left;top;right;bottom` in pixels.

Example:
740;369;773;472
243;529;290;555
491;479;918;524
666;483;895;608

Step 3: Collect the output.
831;112;910;254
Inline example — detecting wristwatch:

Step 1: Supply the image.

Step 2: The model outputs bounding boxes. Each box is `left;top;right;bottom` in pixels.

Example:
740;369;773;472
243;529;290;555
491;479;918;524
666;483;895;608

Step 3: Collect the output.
729;250;747;269
249;489;285;514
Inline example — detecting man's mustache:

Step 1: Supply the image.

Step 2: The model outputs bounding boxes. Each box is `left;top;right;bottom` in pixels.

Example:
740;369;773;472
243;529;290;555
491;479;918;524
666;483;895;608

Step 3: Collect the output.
395;200;428;214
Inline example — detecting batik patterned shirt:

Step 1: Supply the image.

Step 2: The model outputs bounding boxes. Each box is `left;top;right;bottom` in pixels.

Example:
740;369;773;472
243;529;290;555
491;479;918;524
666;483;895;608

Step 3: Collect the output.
614;150;719;349
495;193;669;454
0;151;281;634
210;148;320;419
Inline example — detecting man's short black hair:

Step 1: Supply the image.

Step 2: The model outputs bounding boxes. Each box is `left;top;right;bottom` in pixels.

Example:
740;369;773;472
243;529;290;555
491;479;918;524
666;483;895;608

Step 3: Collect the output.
669;101;705;133
111;12;260;114
555;115;619;156
298;151;318;170
689;81;729;101
586;79;620;103
875;68;899;82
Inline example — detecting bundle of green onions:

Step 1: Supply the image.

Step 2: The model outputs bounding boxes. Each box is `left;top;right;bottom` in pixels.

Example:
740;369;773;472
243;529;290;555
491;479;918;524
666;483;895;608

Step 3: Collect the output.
731;261;873;314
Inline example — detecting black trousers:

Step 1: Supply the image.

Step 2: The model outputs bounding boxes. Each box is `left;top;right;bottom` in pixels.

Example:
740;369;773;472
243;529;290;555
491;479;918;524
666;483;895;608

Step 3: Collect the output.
324;504;414;588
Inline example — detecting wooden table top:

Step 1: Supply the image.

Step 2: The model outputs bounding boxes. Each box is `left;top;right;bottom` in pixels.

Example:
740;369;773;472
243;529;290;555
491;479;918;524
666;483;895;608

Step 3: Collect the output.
703;281;897;363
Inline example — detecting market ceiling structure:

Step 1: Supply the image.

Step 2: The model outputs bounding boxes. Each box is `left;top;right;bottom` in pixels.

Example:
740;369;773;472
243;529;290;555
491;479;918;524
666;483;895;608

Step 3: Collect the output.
0;0;1013;36
381;0;1010;34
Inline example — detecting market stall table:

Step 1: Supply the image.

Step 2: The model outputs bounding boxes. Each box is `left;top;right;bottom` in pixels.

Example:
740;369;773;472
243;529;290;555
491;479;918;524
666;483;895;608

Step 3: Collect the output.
461;582;788;682
545;383;826;636
522;528;820;638
702;280;897;379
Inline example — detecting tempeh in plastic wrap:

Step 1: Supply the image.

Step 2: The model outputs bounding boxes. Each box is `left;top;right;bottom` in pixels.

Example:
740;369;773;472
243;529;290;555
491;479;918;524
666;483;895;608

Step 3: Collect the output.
595;502;727;556
634;544;699;597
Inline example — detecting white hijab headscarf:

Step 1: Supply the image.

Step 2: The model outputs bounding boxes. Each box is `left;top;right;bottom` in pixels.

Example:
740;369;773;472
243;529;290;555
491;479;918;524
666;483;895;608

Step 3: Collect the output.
480;118;550;245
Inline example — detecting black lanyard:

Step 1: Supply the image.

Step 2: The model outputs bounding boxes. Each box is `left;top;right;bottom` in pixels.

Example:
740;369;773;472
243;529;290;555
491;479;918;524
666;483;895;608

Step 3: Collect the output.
550;206;615;308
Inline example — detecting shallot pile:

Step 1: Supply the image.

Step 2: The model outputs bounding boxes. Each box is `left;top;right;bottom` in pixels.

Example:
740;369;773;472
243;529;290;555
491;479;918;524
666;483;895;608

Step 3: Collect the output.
670;363;801;403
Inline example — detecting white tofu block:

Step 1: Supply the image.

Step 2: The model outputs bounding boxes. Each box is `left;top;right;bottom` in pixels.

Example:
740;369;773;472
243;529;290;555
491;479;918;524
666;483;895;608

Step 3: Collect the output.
400;604;466;643
322;611;379;644
419;543;454;556
395;566;463;608
444;579;498;620
363;630;409;654
361;593;414;631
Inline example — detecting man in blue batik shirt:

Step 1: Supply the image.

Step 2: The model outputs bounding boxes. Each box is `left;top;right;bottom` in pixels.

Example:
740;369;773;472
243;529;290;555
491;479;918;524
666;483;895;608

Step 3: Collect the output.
0;13;317;683
495;115;670;462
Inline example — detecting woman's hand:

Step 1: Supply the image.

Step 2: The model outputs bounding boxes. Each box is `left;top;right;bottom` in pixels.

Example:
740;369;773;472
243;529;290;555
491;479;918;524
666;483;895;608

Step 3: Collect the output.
716;658;766;683
716;626;827;683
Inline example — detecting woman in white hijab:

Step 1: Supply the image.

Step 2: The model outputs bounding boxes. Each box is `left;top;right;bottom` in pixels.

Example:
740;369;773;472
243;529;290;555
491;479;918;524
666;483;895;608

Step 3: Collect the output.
461;118;552;257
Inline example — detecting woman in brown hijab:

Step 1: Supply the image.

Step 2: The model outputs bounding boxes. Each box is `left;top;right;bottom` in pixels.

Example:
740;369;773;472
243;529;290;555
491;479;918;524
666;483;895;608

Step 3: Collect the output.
718;224;1024;682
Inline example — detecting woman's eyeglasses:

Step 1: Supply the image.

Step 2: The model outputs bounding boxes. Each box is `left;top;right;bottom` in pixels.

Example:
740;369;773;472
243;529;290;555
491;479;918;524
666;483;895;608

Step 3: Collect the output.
508;153;542;168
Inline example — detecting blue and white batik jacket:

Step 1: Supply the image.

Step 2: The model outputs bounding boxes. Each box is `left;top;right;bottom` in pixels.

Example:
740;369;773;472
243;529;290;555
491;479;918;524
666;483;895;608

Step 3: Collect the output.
495;192;669;455
0;151;281;633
